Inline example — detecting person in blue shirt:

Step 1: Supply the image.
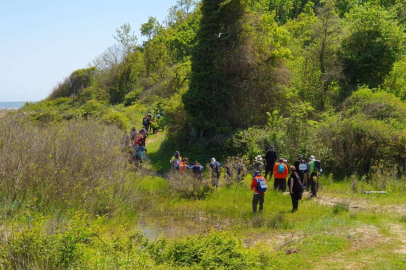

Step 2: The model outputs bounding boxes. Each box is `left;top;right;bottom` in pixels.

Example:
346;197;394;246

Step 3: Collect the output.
210;158;222;189
187;161;204;180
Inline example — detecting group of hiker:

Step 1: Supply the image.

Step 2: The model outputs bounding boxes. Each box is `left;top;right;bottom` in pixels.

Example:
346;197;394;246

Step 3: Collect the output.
121;111;163;167
170;152;248;189
250;146;322;213
170;145;322;213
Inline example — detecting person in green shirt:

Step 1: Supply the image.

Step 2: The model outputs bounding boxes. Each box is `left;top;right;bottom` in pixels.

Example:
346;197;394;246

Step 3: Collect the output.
308;155;318;198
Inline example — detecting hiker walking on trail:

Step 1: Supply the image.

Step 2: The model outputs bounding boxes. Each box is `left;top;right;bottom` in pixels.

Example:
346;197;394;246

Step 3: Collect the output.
188;161;204;180
294;155;306;185
142;115;150;131
233;157;247;182
265;146;277;179
251;171;267;213
288;166;304;213
308;155;320;198
210;158;222;189
273;158;288;192
130;127;137;142
252;155;265;176
121;131;130;151
170;151;182;171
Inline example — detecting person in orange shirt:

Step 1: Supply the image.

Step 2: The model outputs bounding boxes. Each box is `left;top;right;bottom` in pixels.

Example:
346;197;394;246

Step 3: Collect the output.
179;157;189;173
273;158;288;192
250;171;268;213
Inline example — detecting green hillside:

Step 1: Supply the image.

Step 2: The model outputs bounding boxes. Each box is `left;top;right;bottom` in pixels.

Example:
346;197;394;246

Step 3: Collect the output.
3;0;406;268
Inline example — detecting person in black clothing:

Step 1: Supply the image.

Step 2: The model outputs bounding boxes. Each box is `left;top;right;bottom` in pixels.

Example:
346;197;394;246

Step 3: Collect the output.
264;146;277;179
288;166;303;213
294;154;306;185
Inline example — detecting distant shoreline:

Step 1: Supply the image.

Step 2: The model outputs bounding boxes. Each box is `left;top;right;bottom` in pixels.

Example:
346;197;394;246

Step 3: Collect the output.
0;102;27;109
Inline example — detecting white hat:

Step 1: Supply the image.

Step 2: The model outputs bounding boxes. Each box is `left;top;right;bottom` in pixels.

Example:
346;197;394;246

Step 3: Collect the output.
310;155;316;161
256;155;263;161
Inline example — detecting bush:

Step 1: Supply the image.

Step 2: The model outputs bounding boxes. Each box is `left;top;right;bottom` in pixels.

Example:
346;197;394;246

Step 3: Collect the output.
0;115;135;214
101;110;128;129
123;89;141;106
81;100;105;117
149;231;256;269
317;88;406;177
167;172;213;199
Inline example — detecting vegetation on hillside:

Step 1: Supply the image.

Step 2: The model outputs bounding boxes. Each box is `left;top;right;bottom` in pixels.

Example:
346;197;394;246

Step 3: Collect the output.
5;2;406;267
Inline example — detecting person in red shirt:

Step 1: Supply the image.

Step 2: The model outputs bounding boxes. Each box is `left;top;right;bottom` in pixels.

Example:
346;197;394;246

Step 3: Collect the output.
273;158;288;192
251;171;267;213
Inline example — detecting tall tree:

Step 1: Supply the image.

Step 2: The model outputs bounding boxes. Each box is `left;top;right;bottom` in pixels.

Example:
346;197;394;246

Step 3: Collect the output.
182;0;230;135
339;4;404;95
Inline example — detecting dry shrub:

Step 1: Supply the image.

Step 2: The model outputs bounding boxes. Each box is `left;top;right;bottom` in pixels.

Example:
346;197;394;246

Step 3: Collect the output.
0;115;136;215
167;171;213;199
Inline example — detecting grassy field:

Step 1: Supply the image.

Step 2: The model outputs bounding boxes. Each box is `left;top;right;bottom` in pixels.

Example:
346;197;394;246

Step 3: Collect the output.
1;113;406;269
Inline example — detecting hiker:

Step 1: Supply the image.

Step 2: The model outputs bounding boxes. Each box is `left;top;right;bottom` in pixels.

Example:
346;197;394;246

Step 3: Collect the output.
137;145;147;163
308;155;320;198
264;146;277;179
210;158;222;189
288;166;304;213
121;131;130;151
251;171;267;213
252;155;265;176
273;158;288;192
224;159;233;179
150;119;158;134
130;127;137;142
142;115;150;131
188;161;204;180
170;151;182;171
179;157;189;173
133;132;142;149
140;127;148;138
147;113;153;132
294;154;307;185
233;157;247;182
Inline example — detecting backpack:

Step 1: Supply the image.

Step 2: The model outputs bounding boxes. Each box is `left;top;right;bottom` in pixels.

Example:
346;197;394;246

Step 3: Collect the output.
193;166;202;177
213;162;221;174
256;177;268;192
278;163;285;173
299;163;307;171
314;160;321;172
143;118;148;126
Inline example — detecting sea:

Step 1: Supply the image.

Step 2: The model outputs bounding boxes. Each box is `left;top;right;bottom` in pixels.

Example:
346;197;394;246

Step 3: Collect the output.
0;102;26;109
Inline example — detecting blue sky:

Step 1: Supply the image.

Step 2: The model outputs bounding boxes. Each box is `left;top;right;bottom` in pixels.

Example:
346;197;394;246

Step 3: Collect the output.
0;0;177;101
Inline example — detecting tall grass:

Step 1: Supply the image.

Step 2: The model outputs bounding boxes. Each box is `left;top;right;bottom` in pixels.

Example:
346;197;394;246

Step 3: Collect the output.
0;115;137;215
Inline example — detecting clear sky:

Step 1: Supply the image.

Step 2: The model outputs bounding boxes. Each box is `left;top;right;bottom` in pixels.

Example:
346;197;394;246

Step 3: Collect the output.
0;0;177;102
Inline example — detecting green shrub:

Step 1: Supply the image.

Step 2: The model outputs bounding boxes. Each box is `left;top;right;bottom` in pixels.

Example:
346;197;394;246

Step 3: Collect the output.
149;230;257;269
101;110;128;129
124;89;141;106
167;172;213;199
81;100;105;117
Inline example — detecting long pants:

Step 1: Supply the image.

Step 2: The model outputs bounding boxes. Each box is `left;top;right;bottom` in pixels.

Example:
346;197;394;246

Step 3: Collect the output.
212;173;220;188
264;165;274;179
310;172;318;196
252;193;264;212
274;178;286;192
290;193;299;212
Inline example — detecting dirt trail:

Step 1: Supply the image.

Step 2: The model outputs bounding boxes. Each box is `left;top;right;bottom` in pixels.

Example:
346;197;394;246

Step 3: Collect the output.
306;192;406;215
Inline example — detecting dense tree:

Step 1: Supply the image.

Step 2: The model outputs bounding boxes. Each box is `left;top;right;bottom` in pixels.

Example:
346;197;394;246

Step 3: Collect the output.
339;4;404;95
182;0;233;135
